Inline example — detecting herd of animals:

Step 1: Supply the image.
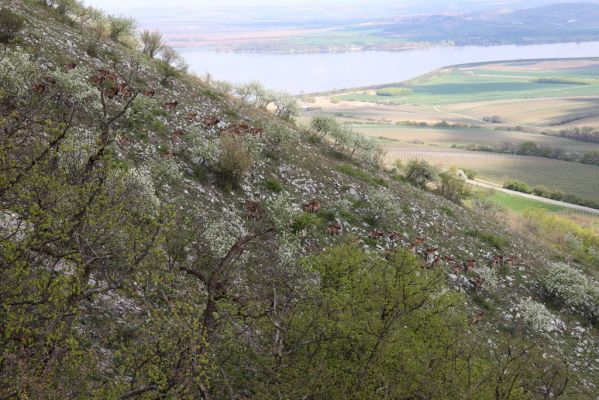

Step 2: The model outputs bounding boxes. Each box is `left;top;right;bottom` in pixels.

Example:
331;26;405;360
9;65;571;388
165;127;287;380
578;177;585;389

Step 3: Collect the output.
33;64;515;327
31;64;267;149
247;197;519;326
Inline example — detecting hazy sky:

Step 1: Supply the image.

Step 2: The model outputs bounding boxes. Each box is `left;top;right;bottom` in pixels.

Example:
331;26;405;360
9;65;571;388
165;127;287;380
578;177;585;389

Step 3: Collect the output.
84;0;599;15
84;0;377;10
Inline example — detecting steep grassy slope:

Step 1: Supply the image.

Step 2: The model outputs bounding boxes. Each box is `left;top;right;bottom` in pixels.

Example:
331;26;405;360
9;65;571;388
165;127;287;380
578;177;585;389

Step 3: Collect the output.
1;1;599;399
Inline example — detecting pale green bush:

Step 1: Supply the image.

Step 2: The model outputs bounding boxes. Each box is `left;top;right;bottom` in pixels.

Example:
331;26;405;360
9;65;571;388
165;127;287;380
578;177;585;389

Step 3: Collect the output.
264;122;296;154
367;188;400;223
0;50;38;106
474;267;498;290
516;298;561;333
541;263;599;322
310;114;338;136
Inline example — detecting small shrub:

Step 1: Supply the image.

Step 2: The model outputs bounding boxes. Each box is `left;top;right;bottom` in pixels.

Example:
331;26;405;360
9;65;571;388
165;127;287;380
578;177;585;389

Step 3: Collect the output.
405;160;437;189
0;9;25;43
264;177;283;193
474;267;498;290
336;164;369;181
532;185;551;198
482;116;504;124
85;41;99;58
366;188;400;225
472;294;496;311
216;137;253;190
461;168;477;180
440;205;454;216
437;168;470;204
316;209;337;224
503;180;532;194
264;122;295;155
468;230;507;250
292;213;323;233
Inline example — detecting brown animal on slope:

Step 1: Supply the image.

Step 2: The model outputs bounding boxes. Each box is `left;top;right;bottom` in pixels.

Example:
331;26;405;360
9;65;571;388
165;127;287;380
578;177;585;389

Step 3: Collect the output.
503;255;517;268
387;231;402;241
171;129;185;144
465;259;476;273
63;62;77;71
303;201;321;214
425;248;438;266
248;127;264;137
44;76;57;85
470;311;485;325
325;223;342;236
244;200;264;221
164;101;178;111
491;255;502;269
186;112;198;121
89;74;103;86
370;230;386;240
143;88;155;98
474;276;484;293
451;264;462;275
32;83;46;94
202;116;220;128
221;122;251;136
409;236;425;253
103;87;119;99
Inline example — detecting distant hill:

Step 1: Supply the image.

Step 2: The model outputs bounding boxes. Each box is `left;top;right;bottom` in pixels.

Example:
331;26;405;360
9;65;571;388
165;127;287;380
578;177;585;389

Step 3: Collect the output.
373;2;599;46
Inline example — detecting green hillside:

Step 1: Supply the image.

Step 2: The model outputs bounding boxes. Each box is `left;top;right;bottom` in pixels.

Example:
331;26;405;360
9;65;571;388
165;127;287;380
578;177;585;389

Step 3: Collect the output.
1;1;599;399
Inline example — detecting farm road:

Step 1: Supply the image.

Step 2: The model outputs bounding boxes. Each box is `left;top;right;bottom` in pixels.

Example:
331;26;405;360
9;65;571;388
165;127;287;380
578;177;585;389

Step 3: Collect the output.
468;179;599;215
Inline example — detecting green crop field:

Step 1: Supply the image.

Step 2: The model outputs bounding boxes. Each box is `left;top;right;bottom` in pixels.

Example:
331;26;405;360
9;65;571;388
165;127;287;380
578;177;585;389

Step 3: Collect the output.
470;189;568;213
335;71;599;105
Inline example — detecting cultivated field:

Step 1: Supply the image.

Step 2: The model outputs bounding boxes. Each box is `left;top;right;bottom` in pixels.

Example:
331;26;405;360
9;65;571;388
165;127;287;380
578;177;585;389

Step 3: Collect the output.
385;146;599;201
354;124;599;154
301;58;599;204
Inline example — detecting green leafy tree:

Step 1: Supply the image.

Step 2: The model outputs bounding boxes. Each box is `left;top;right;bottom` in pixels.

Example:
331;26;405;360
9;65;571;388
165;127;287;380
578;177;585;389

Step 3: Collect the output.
140;29;165;58
108;15;135;42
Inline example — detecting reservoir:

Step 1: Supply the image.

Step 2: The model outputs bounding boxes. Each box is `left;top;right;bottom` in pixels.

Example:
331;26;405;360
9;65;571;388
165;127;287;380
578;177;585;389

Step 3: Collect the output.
179;41;599;94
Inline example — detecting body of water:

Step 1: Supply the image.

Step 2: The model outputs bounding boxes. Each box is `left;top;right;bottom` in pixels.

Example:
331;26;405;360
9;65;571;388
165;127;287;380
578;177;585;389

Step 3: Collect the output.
179;42;599;94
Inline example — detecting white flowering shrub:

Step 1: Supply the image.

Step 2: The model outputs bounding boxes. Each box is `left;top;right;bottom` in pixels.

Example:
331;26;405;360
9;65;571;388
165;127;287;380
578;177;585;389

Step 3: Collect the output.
474;267;498;290
122;166;161;212
332;198;353;214
266;192;300;231
516;298;561;333
277;231;302;267
147;156;182;191
541;263;599;322
264;193;303;266
189;137;221;169
0;49;39;106
50;66;102;113
58;126;98;173
203;215;247;259
367;188;400;223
